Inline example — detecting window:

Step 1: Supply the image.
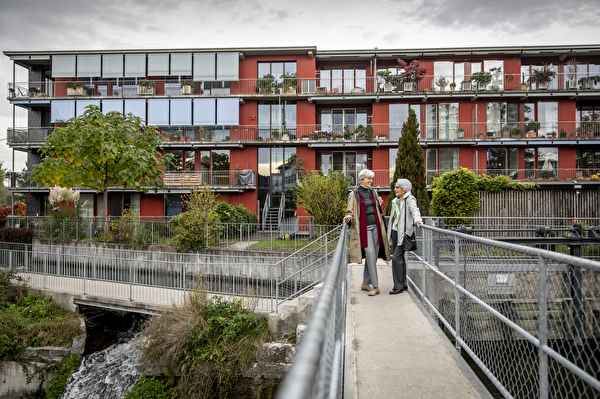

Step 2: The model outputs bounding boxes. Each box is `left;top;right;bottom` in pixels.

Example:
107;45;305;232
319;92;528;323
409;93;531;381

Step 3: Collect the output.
389;104;420;140
320;151;367;185
200;150;230;185
258;62;297;82
486;103;519;137
522;63;559;90
576;150;600;177
576;105;600;137
486;148;518;178
439;103;459;139
439;148;459;172
538;148;558;179
258;147;298;219
426;104;437;139
320;67;366;93
258;102;297;139
425;149;437;183
165;150;183;172
538;102;558;137
320;109;366;134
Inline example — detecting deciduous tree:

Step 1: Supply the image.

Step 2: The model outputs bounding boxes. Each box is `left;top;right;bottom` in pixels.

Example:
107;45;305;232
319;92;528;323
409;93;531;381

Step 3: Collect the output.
32;105;170;226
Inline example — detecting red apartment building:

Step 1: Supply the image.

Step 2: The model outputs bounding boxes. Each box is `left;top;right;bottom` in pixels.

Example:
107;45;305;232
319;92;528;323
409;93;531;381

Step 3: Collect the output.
4;45;600;222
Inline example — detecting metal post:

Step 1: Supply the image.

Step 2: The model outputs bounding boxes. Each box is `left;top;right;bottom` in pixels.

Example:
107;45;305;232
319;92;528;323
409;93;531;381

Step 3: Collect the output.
454;235;461;351
538;255;549;399
569;243;583;345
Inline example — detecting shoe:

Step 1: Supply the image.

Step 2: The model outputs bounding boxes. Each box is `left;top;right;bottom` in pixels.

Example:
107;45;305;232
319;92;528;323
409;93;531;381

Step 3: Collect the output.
368;287;380;296
361;284;372;291
389;288;403;295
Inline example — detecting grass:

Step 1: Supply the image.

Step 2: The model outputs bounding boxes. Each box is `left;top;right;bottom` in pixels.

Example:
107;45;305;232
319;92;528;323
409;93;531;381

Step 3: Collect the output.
139;286;273;399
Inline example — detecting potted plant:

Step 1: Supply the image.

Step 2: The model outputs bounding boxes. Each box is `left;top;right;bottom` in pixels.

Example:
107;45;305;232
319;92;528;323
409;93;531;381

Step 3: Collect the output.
520;73;528;91
377;70;402;92
510;127;524;138
397;59;427;92
271;130;280;140
138;79;155;94
470;71;492;91
565;58;579;90
280;72;299;94
461;80;472;91
66;81;85;96
457;127;465;138
578;75;600;89
527;63;556;90
450;82;457;92
198;126;208;141
255;74;277;94
501;125;511;138
354;124;374;141
181;81;195;94
435;76;448;92
525;121;541;137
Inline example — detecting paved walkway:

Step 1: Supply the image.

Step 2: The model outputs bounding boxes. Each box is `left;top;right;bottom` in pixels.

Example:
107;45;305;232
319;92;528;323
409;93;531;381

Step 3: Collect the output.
344;260;493;399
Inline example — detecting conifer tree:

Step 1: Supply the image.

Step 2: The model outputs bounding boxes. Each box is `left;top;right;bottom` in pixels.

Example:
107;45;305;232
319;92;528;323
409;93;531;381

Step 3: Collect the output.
386;108;430;216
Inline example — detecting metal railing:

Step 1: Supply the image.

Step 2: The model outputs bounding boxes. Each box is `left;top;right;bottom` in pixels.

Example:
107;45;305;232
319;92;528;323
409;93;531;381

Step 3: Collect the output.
0;225;340;313
276;223;348;399
7;73;600;100
409;222;600;398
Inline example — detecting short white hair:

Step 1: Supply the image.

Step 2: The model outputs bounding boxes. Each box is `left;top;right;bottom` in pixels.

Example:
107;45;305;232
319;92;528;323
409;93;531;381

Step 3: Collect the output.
395;178;412;192
358;169;374;182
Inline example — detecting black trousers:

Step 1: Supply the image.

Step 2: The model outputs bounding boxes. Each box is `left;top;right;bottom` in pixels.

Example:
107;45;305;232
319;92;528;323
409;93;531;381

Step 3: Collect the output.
390;230;407;290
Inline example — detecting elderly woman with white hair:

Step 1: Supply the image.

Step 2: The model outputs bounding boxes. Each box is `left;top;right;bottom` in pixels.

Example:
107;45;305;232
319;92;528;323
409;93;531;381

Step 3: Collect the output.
387;178;423;294
343;169;391;296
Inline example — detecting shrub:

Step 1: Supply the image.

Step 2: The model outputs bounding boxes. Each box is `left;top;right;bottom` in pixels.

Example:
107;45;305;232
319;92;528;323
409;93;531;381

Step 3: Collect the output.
213;202;257;237
140;292;271;399
123;377;176;399
431;168;480;225
108;209;151;248
0;227;35;243
170;186;222;252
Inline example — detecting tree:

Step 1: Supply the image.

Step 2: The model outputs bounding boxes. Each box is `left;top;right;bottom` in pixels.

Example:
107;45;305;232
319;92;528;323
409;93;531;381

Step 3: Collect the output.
386;108;429;216
31;105;171;226
292;170;353;227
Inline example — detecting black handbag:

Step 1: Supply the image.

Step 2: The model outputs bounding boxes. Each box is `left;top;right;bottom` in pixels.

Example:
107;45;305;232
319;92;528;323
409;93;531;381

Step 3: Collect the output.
402;199;417;251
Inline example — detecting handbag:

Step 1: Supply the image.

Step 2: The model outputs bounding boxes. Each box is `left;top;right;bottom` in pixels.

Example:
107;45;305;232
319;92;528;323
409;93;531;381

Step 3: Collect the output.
402;198;417;251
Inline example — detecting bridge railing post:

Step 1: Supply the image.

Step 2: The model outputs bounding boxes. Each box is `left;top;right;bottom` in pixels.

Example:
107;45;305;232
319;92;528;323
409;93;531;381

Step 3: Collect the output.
538;255;548;399
454;235;461;352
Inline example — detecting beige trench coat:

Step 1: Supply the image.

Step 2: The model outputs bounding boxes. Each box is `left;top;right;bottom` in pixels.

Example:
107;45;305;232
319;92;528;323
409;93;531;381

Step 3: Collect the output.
344;188;392;264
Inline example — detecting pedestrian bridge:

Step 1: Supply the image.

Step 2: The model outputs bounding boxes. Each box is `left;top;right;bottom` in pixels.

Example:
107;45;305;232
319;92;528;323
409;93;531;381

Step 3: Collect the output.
2;223;600;399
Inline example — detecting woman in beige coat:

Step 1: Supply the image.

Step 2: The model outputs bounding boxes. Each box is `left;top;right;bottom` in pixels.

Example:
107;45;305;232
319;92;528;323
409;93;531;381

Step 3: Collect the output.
343;169;391;296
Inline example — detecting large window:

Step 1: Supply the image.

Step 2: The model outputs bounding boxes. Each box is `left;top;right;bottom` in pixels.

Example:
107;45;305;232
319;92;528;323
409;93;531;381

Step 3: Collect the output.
486;103;519;137
486;148;518;178
426;148;459;181
320;151;368;185
320;67;366;93
200;150;230;185
258;62;297;82
389;104;421;140
577;105;600;137
433;60;503;90
258;147;298;219
320;109;367;134
258;102;297;140
576;150;600;177
538;147;558;179
523;102;558;138
426;103;458;139
522;63;559;90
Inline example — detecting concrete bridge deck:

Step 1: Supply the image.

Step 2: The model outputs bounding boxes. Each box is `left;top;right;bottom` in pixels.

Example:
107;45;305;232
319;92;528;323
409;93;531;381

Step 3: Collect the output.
345;260;493;399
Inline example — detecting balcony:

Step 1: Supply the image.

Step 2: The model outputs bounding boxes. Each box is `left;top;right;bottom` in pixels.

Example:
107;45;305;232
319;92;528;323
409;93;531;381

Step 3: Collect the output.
7;121;600;148
7;72;600;100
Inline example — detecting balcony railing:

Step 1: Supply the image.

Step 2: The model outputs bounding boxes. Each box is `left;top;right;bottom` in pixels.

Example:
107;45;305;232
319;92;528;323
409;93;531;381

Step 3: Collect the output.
7;72;600;99
3;167;598;192
8;121;599;146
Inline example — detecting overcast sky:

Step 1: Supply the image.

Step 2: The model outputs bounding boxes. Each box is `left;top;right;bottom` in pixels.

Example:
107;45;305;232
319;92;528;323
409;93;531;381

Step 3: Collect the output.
2;0;600;172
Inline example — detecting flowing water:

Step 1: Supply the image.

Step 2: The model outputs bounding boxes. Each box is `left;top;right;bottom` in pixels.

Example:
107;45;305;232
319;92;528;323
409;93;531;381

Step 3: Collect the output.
59;334;143;399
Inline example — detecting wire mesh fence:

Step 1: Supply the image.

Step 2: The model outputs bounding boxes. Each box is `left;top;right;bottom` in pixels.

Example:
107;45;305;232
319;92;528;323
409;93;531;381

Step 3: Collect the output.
409;222;600;399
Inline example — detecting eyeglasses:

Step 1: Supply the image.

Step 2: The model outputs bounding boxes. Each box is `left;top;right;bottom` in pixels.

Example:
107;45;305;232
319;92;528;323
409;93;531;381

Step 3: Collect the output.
364;177;374;181
394;186;400;189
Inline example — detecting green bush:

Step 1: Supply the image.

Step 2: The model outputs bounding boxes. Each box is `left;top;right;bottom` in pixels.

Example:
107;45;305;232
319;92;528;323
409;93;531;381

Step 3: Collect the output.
123;377;176;399
431;168;480;225
46;354;82;399
170;186;222;252
213;202;257;237
477;174;538;192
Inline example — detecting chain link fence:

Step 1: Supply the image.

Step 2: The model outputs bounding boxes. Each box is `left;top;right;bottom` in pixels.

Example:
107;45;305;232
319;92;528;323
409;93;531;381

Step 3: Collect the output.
409;222;600;398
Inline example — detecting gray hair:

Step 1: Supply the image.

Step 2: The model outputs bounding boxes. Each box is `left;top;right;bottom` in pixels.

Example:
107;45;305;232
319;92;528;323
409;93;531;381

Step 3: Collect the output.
395;178;412;192
358;169;374;182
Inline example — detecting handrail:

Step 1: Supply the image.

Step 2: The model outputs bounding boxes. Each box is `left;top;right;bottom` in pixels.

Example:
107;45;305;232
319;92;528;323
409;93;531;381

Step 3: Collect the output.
275;223;348;399
262;193;270;231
